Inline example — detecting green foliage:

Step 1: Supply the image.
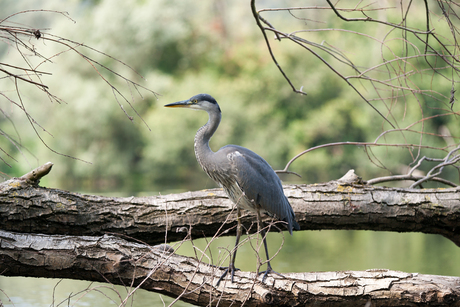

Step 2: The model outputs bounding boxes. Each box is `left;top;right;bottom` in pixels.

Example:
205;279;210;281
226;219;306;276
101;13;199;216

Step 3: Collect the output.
0;1;458;193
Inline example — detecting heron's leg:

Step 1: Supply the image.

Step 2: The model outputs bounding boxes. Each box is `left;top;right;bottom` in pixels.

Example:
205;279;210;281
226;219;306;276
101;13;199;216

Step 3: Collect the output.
257;211;285;282
216;207;241;286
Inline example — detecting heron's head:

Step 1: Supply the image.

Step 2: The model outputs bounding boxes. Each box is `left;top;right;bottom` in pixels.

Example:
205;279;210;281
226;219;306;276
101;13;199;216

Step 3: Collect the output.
164;93;221;113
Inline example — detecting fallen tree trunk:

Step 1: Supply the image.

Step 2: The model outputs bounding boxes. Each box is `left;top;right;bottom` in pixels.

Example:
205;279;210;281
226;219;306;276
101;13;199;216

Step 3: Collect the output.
1;230;459;307
2;165;460;306
1;176;460;246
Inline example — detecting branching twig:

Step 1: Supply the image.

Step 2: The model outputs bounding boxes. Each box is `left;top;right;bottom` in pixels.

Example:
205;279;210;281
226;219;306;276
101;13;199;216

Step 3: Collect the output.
0;9;159;168
410;146;460;188
250;0;307;95
254;0;460;188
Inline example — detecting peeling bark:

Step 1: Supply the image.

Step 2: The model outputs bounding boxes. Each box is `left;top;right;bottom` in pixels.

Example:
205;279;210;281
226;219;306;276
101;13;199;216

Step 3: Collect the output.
1;230;459;307
1;178;460;246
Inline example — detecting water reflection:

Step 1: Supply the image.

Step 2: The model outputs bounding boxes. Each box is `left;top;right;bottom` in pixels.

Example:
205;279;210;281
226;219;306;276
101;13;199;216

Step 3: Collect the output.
1;230;459;306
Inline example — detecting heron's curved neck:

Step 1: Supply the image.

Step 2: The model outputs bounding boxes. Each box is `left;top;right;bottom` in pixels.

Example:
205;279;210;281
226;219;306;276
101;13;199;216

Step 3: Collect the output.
194;109;221;163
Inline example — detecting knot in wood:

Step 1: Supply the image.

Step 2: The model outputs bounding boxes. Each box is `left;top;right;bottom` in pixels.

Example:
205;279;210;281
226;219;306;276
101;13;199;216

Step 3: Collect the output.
262;291;274;304
176;227;188;233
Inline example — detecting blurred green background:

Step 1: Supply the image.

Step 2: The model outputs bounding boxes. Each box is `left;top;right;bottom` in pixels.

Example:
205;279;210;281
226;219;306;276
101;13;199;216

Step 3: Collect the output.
1;0;459;306
1;0;458;193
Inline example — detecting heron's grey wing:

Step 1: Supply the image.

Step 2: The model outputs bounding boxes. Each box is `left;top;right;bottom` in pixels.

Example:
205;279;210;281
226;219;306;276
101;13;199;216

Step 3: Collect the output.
222;145;299;233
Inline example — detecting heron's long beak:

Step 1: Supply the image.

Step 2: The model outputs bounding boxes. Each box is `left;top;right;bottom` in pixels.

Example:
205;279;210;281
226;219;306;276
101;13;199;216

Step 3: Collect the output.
164;99;191;108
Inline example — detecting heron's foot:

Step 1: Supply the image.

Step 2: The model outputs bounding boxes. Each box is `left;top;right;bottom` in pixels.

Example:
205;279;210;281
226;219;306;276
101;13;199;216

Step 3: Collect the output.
216;264;240;286
258;264;285;283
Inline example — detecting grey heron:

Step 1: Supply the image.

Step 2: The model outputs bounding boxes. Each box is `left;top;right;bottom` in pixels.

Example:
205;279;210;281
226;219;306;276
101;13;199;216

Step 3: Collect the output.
165;93;300;285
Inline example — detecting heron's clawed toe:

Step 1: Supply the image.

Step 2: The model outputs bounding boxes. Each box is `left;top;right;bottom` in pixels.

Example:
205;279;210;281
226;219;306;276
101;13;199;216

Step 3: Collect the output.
258;264;285;283
216;264;240;286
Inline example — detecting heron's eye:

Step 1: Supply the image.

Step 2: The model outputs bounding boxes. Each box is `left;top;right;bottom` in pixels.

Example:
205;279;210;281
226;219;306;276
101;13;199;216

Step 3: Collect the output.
192;99;198;104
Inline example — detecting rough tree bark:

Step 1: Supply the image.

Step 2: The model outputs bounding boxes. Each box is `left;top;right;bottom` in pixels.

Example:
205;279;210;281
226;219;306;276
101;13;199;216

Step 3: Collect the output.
1;165;460;306
1;230;459;307
1;173;460;246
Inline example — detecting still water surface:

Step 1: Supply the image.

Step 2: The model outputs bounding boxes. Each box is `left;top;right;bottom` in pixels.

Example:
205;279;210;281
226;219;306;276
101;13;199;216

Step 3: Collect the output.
1;230;459;306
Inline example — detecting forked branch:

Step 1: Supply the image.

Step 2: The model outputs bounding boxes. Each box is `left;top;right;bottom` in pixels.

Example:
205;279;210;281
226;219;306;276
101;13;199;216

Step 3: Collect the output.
253;0;460;188
0;10;158;166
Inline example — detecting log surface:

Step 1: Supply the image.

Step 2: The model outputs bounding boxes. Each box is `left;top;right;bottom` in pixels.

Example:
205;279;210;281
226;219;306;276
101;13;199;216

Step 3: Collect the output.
1;230;459;307
1;178;460;245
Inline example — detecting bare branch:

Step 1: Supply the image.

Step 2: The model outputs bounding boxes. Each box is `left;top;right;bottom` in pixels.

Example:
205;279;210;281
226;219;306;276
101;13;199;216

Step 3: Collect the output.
410;146;460;188
250;0;307;95
0;9;159;167
254;0;460;187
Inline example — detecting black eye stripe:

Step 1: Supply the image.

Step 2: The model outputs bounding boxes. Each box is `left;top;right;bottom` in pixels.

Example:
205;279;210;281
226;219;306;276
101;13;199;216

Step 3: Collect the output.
190;94;217;104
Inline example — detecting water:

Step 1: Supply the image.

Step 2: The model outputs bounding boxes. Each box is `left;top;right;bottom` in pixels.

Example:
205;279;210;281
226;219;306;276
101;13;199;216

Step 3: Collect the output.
1;230;459;306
